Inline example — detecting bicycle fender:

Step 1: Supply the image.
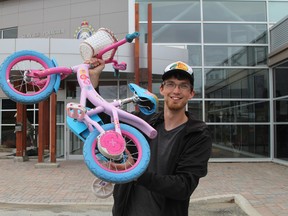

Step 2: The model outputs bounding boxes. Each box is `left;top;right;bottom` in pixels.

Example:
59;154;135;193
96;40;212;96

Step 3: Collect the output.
51;58;61;92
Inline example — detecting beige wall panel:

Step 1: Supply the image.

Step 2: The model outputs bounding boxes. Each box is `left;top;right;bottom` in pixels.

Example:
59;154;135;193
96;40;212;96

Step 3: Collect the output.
100;0;128;14
19;0;44;12
100;12;128;35
18;24;44;38
70;0;93;4
0;13;18;28
18;10;44;26
70;0;100;18
44;5;70;23
44;0;70;8
43;20;70;38
1;0;19;15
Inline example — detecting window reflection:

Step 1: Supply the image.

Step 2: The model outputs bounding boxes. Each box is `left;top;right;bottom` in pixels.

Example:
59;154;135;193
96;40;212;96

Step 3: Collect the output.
275;99;288;122
275;125;288;160
204;24;267;44
210;125;269;158
205;68;269;99
57;102;64;123
66;80;127;100
139;1;201;21
0;27;17;39
99;81;127;99
206;101;269;123
269;2;288;23
140;23;201;43
188;45;202;66
2;99;16;109
204;46;267;66
203;1;266;22
56;125;65;158
191;68;202;98
188;101;202;120
274;67;288;97
1;126;16;148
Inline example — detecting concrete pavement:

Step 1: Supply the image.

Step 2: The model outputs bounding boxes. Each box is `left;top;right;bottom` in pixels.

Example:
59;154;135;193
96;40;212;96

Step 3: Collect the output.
0;158;287;215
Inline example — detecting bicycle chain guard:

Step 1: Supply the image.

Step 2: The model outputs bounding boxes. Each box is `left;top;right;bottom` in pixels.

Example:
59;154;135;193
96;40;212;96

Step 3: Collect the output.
97;130;126;160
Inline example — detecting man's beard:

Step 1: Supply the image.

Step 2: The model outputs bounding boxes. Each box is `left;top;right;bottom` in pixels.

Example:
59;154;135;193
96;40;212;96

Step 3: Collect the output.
165;99;186;111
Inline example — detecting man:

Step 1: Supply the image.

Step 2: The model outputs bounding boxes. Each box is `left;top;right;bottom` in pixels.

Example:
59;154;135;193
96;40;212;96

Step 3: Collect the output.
88;59;212;216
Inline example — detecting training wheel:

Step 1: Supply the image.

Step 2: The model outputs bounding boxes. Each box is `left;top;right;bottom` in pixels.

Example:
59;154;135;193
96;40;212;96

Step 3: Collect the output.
91;178;114;199
97;130;126;160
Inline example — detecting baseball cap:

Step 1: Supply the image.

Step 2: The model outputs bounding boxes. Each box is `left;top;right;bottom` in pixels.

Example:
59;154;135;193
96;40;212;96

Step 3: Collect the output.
162;61;194;86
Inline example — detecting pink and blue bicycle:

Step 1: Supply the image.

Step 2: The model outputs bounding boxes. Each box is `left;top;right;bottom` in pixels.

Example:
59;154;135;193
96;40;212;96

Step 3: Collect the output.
0;28;158;197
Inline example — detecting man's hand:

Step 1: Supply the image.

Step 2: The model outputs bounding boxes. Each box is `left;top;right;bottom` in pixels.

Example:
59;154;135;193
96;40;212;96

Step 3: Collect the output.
108;149;135;171
85;58;105;88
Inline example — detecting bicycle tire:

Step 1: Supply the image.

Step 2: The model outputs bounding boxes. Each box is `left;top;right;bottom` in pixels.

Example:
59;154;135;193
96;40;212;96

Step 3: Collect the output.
83;123;150;184
0;50;57;104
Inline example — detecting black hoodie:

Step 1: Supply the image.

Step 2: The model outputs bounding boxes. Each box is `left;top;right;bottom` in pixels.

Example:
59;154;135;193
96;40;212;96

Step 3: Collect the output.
112;111;212;216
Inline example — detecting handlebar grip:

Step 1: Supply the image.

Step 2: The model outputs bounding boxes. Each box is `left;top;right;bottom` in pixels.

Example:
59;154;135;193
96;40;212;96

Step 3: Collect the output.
126;32;140;43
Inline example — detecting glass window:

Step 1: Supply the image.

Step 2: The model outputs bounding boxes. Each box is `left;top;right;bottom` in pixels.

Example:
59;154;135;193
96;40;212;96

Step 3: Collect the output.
69;131;82;155
140;23;201;43
3;28;18;38
56;125;65;158
98;81;118;99
2;99;16;109
204;45;268;66
275;125;288;161
57;102;64;123
157;100;164;113
204;24;267;44
66;80;127;100
1;126;16;148
209;124;270;158
152;81;162;99
2;111;16;124
139;1;201;21
188;45;202;66
66;80;78;99
203;1;266;21
191;68;202;98
274;99;288;122
269;2;288;23
205;101;269;123
98;81;127;100
274;67;288;97
205;68;269;99
119;81;128;99
188;101;202;120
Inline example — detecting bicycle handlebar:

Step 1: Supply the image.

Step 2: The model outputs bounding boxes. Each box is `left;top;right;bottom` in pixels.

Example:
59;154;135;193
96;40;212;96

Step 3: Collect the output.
125;32;140;43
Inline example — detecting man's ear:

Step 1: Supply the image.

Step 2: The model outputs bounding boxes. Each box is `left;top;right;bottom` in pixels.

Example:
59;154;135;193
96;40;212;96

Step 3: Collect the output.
159;84;164;96
189;90;195;99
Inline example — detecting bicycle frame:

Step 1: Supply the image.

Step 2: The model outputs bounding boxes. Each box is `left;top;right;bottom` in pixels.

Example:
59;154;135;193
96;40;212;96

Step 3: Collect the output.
31;63;157;140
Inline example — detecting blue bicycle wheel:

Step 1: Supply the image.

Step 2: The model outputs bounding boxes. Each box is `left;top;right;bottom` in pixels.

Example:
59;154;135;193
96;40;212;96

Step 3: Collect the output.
0;50;57;104
83;123;150;184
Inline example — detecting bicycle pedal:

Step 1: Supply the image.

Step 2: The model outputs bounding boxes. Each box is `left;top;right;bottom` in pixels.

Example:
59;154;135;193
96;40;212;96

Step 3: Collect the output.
66;103;87;120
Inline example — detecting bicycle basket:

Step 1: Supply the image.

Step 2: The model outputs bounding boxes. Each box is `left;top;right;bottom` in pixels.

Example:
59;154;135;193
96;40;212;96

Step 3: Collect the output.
79;28;118;61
